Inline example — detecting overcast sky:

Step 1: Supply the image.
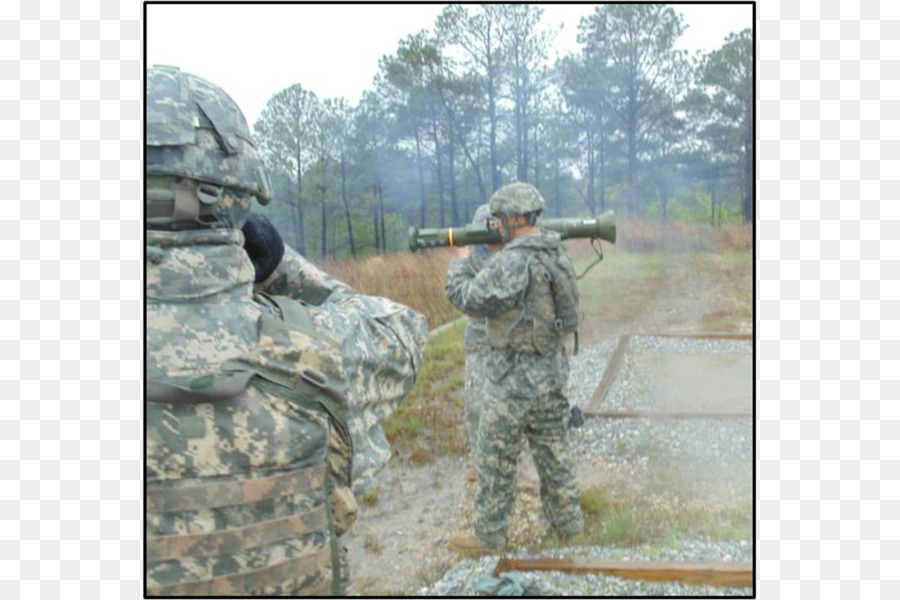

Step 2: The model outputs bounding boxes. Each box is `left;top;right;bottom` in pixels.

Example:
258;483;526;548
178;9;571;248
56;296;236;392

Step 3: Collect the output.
147;3;752;127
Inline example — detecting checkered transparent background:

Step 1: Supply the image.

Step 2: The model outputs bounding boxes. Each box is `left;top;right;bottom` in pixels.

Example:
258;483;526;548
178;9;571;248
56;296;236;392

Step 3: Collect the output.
0;0;891;598
0;0;143;597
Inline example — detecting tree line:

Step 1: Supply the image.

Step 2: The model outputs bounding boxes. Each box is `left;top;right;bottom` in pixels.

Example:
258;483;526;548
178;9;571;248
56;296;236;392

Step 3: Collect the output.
252;4;752;259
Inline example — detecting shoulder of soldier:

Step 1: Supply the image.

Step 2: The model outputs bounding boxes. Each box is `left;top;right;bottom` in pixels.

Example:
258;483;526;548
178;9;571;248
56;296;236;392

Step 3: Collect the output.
493;245;530;269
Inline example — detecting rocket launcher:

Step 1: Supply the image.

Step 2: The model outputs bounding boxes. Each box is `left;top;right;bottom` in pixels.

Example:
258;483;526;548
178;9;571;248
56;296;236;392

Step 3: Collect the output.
408;211;616;251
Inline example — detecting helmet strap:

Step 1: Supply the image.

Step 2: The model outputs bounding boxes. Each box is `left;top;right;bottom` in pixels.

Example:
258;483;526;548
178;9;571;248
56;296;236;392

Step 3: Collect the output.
173;179;202;222
496;213;513;242
147;177;226;229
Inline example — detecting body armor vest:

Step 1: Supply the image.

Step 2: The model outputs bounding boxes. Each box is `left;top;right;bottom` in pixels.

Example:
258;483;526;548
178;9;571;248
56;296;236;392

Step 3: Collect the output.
486;245;581;356
146;296;353;596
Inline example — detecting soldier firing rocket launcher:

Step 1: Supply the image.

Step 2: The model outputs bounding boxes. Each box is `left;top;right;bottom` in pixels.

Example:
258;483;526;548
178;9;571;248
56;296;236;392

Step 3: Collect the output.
408;210;617;252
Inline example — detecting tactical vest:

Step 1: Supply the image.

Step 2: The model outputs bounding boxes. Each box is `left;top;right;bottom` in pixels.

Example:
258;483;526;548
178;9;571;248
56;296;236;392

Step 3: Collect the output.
486;246;582;356
146;295;355;596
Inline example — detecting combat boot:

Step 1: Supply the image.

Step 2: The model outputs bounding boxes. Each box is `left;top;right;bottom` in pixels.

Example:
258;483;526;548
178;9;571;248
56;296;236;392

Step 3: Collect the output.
448;533;503;556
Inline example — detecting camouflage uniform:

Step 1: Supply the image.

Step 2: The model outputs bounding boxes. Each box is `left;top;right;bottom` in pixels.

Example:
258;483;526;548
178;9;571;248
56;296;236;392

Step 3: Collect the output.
446;183;583;548
463;204;493;454
264;244;428;496
146;66;427;595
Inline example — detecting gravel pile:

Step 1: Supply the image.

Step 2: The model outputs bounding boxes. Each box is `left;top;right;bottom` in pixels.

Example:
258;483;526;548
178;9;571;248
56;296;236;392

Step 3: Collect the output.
567;336;752;468
565;339;618;407
419;539;753;596
569;417;752;470
603;336;752;413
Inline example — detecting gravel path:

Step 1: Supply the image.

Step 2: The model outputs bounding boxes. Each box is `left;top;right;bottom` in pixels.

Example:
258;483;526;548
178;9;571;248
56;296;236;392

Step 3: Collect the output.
419;539;753;596
420;338;754;596
566;339;619;407
602;336;752;413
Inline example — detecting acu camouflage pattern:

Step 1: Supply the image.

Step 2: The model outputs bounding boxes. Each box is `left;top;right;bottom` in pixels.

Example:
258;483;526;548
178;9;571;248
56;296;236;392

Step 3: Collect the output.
147;228;350;595
147;227;426;594
445;229;584;547
147;65;271;216
265;245;429;495
463;204;493;452
488;181;546;216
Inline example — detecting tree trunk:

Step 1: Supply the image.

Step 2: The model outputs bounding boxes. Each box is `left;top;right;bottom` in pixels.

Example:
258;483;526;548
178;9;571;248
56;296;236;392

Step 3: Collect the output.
553;159;561;218
448;129;460;226
288;195;300;251
434;85;487;204
340;153;356;259
599;130;606;213
521;73;530;183
660;183;668;222
371;159;380;254
320;183;327;259
487;52;500;191
432;118;445;228
532;120;539;190
295;153;306;255
415;129;427;228
515;77;525;181
743;133;752;222
587;132;596;217
372;201;380;254
319;156;328;259
627;79;638;217
463;164;471;222
378;181;386;252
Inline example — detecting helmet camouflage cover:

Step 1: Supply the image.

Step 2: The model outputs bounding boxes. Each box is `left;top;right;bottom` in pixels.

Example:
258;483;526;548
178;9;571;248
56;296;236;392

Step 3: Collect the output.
489;182;546;217
146;65;272;229
472;203;492;226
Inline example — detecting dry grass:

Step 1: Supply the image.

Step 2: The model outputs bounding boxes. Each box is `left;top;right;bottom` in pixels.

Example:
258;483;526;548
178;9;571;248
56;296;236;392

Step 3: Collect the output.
566;220;752;255
321;250;460;329
360;486;380;507
698;253;753;332
362;534;383;554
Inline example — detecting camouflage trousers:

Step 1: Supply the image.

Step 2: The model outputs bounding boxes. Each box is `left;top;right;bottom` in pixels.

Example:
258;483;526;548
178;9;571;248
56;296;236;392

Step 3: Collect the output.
464;351;488;455
474;384;583;547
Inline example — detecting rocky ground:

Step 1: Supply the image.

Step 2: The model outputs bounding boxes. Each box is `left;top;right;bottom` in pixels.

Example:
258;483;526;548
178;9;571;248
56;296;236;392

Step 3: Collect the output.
420;540;754;596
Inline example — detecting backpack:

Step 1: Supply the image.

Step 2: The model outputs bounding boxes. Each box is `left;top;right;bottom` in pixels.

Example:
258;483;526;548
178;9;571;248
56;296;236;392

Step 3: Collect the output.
486;245;583;356
532;247;583;336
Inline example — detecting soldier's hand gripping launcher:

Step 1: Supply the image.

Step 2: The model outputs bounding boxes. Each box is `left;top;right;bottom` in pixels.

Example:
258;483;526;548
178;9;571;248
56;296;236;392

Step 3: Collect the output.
408;211;617;251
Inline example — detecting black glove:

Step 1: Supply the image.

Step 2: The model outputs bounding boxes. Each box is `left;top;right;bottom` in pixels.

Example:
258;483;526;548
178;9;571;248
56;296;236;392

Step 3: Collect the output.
242;213;285;284
567;406;584;430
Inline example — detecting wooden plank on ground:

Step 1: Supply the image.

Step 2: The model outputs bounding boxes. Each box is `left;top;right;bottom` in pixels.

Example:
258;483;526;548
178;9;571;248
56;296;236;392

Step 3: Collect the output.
634;332;752;341
587;410;751;420
583;335;630;415
492;557;753;588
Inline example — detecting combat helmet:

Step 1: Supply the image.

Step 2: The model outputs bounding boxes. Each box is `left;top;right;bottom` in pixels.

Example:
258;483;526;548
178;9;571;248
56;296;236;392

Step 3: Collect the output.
472;203;492;226
146;65;272;230
488;182;546;240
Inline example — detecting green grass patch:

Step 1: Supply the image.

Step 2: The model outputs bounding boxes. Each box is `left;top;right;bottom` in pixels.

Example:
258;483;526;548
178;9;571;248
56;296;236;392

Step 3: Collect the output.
360;487;380;507
570;484;751;548
383;319;468;462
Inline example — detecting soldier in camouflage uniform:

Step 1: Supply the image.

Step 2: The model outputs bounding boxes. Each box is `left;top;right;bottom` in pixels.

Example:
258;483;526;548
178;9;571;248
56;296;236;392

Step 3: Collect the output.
145;66;427;595
445;182;584;553
462;204;494;475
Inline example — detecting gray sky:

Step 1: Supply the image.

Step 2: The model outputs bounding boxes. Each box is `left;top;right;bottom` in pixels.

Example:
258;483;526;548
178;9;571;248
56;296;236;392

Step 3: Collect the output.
146;3;752;127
